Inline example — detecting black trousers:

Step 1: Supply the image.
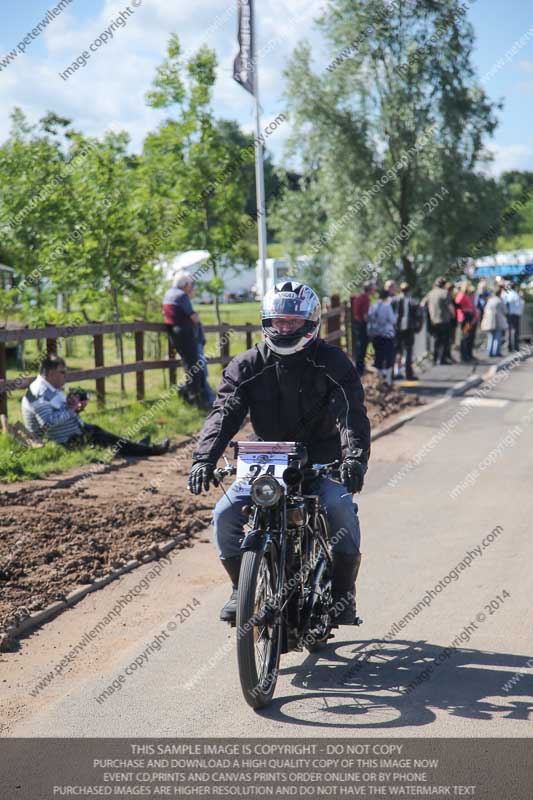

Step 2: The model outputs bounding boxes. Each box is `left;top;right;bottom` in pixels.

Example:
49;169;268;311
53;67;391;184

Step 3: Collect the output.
352;320;368;374
73;424;158;457
444;320;457;359
507;314;520;351
395;329;415;376
432;323;450;364
373;336;395;369
460;321;476;362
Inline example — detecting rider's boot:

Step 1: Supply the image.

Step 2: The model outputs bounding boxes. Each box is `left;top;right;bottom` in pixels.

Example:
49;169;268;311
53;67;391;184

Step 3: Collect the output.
219;557;241;623
331;552;362;625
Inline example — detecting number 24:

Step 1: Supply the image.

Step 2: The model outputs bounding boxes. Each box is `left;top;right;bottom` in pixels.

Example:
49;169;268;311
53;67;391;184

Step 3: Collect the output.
248;464;275;483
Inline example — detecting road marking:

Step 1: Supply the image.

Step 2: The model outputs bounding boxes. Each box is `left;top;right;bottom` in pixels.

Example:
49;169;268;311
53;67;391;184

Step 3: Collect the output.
460;398;509;408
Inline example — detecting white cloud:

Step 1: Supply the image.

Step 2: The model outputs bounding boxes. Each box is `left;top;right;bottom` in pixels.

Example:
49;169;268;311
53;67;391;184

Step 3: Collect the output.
517;59;533;74
485;143;533;176
0;0;326;160
514;59;533;93
2;0;530;183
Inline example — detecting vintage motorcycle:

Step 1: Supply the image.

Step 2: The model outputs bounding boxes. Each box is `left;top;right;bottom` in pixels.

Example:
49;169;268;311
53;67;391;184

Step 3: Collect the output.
214;440;361;709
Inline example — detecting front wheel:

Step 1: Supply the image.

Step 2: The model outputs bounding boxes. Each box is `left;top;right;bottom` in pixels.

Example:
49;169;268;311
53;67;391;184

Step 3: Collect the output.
305;511;333;653
236;545;282;709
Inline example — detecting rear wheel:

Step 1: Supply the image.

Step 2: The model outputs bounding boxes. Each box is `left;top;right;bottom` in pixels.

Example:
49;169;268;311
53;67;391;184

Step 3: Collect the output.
236;545;282;709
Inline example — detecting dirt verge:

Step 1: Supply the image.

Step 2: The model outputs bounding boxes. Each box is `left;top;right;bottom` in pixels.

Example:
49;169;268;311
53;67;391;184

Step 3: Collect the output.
0;445;210;641
0;374;420;644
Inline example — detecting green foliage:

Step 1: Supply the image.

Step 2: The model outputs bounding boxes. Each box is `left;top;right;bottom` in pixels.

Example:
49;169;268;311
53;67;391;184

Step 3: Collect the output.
0;287;18;323
0;34;263;328
0;109;76;319
274;0;503;294
496;171;533;244
143;37;257;322
497;233;533;252
1;23;531;330
145;33;186;108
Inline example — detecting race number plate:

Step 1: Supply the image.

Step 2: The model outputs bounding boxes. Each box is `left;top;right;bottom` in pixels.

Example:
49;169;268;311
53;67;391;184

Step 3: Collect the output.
236;452;289;484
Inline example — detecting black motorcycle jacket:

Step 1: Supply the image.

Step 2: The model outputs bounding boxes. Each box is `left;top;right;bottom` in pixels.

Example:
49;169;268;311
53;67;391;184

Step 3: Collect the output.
192;339;371;467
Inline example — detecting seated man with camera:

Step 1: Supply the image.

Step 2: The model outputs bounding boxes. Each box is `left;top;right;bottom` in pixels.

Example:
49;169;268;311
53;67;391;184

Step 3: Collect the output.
21;355;169;458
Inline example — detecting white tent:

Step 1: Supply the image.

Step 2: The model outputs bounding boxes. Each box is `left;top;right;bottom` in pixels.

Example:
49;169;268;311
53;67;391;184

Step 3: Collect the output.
158;250;256;300
158;250;211;283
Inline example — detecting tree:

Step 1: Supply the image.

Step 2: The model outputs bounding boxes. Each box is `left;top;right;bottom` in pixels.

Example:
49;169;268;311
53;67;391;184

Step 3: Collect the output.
270;173;327;296
276;0;502;293
144;35;256;323
65;132;157;392
0;109;77;324
496;171;533;245
216;118;283;240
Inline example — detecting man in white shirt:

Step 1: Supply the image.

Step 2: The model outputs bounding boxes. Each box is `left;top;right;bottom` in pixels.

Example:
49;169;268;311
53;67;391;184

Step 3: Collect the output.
22;358;84;443
22;355;169;457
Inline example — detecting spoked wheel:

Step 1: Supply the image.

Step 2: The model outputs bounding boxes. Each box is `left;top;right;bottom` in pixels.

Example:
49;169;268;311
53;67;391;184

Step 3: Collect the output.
305;511;334;653
236;545;282;709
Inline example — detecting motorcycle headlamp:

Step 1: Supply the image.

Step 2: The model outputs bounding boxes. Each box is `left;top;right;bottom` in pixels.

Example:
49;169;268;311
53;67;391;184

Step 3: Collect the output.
251;475;282;507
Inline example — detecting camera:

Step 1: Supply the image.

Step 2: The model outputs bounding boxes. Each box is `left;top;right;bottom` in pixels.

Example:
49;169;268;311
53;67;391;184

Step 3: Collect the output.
69;387;90;402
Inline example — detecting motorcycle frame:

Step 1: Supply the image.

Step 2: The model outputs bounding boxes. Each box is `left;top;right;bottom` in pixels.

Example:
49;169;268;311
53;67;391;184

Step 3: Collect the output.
240;483;333;651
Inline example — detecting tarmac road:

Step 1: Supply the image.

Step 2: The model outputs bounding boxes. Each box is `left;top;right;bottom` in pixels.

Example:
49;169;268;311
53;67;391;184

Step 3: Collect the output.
2;357;532;737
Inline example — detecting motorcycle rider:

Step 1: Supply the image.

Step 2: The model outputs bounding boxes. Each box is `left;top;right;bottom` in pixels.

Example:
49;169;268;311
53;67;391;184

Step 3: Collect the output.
188;282;371;626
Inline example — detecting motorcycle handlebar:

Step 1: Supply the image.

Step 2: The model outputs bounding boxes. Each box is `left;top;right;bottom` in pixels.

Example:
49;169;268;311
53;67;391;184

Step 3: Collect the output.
213;460;342;485
302;460;341;480
213;465;237;482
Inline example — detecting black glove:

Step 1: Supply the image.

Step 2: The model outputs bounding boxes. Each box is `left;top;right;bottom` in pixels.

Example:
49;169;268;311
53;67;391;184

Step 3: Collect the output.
188;462;217;495
340;458;365;494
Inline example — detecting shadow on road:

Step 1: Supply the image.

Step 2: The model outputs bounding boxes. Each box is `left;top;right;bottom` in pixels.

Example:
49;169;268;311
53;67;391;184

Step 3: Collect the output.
257;638;533;729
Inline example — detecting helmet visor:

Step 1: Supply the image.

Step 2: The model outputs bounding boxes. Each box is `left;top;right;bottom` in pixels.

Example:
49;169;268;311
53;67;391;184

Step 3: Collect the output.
270;317;306;333
261;291;319;321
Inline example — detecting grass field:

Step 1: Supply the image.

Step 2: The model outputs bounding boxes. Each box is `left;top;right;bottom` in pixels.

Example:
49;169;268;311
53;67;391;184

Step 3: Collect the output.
1;303;262;482
497;234;533;252
0;391;207;482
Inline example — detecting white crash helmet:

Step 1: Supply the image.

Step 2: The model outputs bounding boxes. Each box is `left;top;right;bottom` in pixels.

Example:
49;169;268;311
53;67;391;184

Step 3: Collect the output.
261;281;321;356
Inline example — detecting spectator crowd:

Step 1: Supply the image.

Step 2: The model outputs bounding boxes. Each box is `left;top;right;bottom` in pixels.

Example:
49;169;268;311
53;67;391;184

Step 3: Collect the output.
350;276;527;383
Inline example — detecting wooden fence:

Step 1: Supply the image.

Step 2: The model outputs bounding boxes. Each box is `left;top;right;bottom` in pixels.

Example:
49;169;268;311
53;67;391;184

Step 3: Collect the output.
0;304;349;421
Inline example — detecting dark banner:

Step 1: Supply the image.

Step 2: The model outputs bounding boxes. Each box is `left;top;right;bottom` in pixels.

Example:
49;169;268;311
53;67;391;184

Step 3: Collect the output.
1;738;533;798
233;0;254;95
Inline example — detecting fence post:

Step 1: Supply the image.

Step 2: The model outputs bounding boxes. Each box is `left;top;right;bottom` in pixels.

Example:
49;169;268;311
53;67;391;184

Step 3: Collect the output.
135;327;145;402
326;294;341;347
246;323;253;350
0;341;7;420
343;301;352;357
220;324;231;363
46;324;57;356
93;327;105;409
168;336;177;386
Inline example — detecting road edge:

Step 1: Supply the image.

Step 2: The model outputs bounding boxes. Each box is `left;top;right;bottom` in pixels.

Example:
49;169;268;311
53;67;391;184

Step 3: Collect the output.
371;346;532;441
0;533;190;651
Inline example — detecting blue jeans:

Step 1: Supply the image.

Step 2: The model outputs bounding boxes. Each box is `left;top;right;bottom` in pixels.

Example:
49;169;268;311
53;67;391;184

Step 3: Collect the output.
487;329;502;357
197;343;215;404
213;477;361;560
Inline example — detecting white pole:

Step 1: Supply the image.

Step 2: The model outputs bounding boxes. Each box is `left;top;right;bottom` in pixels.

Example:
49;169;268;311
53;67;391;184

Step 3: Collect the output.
252;6;268;298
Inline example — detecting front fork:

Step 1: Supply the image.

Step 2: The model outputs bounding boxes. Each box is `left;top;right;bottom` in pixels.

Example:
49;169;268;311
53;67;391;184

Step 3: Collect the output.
240;507;288;636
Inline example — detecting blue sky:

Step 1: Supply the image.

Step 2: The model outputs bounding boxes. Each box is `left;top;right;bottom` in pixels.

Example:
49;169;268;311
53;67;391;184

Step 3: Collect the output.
0;0;532;174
